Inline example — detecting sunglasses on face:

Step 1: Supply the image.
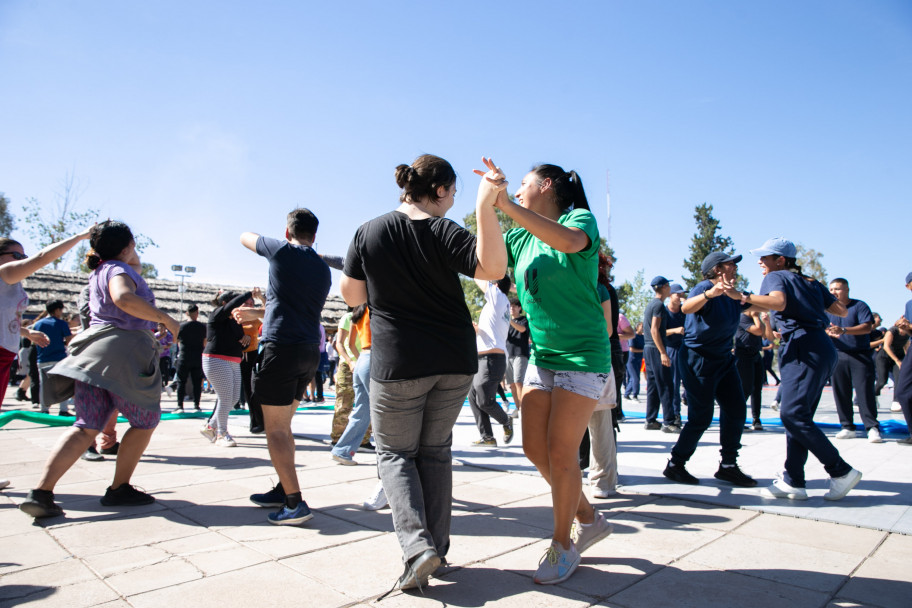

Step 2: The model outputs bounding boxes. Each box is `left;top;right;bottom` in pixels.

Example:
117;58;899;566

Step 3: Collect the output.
0;251;27;260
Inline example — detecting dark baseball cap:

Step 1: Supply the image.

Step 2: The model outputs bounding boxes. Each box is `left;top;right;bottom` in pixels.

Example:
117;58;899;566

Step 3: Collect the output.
650;276;670;288
669;283;686;295
701;252;742;276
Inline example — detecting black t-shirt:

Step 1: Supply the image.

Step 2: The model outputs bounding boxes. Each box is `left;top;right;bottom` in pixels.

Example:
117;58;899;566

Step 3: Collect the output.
605;282;622;352
735;313;762;356
643;298;667;348
506;316;530;358
882;326;910;360
344;210;479;381
177;320;206;361
665;308;685;348
204;291;251;359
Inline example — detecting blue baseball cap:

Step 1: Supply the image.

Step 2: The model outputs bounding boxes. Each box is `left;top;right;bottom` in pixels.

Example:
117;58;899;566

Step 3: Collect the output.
669;283;686;294
906;272;912;285
650;276;669;289
750;237;797;258
701;252;742;276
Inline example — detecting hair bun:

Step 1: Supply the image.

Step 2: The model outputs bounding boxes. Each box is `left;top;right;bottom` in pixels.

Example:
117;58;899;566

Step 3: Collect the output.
394;164;414;189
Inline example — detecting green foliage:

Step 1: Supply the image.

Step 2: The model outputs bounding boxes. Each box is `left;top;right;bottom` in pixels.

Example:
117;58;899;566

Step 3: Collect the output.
794;243;827;283
683;202;748;290
461;277;484;321
616;269;652;326
140;263;159;279
0;193;15;235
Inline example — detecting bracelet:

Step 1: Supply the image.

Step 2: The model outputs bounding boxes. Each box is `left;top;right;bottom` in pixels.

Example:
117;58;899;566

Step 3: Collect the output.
703;291;711;301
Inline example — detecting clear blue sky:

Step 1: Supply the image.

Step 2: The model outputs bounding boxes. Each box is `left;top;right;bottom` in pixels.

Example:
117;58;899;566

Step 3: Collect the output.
2;1;910;319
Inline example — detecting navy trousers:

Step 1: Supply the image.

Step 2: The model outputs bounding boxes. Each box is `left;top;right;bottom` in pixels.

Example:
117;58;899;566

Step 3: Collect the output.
670;347;745;466
644;346;674;424
778;330;852;488
625;351;643;396
894;347;912;432
831;351;879;431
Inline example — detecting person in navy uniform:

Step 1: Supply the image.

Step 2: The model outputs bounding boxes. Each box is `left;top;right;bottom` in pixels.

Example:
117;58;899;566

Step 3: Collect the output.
893;272;912;445
642;276;675;430
662;252;757;487
824;278;881;443
664;283;687;430
748;237;861;501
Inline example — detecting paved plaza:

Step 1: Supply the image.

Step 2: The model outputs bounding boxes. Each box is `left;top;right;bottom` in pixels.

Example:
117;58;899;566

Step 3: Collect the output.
1;384;910;608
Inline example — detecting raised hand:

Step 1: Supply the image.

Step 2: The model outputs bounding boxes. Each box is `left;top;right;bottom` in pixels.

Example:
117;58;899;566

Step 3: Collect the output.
473;157;508;190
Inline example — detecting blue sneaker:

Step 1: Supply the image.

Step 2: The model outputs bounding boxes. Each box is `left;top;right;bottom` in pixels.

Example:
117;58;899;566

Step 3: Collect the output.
268;501;313;526
250;482;285;507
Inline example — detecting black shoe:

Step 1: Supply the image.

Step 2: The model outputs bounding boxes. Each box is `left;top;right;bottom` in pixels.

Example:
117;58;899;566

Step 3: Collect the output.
661;424;681;434
663;460;699;485
100;483;155;506
193;404;201;411
313;398;325;404
398;548;441;591
250;482;285;507
358;442;376;453
714;464;757;487
175;406;185;413
16;389;27;401
99;442;120;455
250;425;265;434
82;445;105;462
503;418;514;444
19;489;64;518
644;421;662;430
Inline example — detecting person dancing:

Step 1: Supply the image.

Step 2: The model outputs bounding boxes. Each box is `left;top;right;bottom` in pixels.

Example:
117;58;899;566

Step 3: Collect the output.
480;159;613;585
748;238;861;500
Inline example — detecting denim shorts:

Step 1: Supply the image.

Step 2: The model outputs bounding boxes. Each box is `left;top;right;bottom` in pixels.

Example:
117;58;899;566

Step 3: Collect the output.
524;364;610;401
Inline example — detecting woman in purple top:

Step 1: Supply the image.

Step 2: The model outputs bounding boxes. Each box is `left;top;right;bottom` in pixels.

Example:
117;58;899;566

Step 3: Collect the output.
19;221;180;519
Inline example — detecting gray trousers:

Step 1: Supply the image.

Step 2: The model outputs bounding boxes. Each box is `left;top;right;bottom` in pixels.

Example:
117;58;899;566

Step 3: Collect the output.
588;408;618;493
370;373;473;563
468;353;508;440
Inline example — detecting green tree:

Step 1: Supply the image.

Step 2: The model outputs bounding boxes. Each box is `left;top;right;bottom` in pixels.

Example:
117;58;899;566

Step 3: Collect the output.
682;202;748;290
22;172;98;269
616;269;652;326
794;243;827;283
0;192;15;235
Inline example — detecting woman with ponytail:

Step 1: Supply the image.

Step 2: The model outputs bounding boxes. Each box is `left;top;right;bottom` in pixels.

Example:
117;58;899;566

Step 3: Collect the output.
19;221;180;519
748;237;861;501
474;159;613;585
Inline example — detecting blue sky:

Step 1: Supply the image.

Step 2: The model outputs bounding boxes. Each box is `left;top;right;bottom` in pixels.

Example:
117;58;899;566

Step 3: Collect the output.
1;1;910;320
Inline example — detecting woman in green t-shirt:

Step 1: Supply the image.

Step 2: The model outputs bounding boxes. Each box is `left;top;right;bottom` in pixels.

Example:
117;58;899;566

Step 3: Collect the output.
474;159;613;585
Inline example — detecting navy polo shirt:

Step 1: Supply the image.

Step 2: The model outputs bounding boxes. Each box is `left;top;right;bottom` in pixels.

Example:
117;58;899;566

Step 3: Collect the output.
760;271;835;338
665;308;685;348
826;298;873;353
684;280;749;356
905;298;912;322
643;298;667;348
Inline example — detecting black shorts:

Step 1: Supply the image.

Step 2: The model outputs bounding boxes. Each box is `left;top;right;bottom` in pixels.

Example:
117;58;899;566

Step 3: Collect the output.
253;342;320;406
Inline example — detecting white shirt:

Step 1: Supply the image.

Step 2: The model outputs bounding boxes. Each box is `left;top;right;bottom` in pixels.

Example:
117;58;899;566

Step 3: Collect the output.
476;282;510;353
0;277;27;354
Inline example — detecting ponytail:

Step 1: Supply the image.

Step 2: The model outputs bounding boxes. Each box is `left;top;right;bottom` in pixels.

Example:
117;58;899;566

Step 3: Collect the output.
530;164;589;211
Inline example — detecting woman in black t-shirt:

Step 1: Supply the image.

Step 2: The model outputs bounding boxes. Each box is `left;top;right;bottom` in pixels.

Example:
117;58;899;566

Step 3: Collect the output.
341;154;506;592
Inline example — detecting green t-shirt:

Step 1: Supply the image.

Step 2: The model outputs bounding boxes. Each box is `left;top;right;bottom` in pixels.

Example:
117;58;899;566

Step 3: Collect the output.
505;208;611;373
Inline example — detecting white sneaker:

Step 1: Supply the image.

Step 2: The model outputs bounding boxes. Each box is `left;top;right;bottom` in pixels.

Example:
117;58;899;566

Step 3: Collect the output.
510;409;520;419
762;478;808;501
200;425;217;443
824;468;862;501
164;385;174;397
361;481;388;510
591;486;616;499
867;427;884;443
835;428;856;440
215;433;237;447
572;512;613;553
0;479;10;490
891;401;902;412
770;401;779;412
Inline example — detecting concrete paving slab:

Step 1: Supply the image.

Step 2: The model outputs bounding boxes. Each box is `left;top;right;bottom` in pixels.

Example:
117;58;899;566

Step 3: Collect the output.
732;512;886;554
47;510;206;556
0;558;98;601
153;530;271;575
1;530;73;575
626;496;760;531
0;578;120;608
447;510;554;567
103;557;203;596
126;561;351;608
611;560;832;608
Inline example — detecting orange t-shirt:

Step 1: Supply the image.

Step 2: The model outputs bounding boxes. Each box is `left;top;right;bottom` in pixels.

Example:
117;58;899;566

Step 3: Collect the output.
242;320;261;353
354;308;371;350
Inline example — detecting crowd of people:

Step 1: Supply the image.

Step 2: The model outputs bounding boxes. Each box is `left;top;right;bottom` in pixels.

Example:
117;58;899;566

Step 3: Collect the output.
1;156;910;591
